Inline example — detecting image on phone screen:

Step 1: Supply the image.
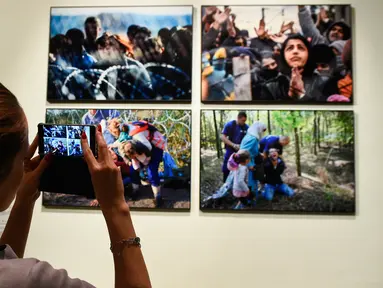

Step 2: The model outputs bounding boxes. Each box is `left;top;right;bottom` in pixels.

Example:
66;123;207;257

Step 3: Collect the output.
42;125;90;156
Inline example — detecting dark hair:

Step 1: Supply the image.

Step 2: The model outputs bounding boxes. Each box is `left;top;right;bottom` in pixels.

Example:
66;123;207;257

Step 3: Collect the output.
326;21;351;41
0;83;27;182
49;34;71;55
66;28;85;48
126;140;151;158
280;34;315;76
237;111;247;119
233;150;250;164
127;25;140;39
311;44;335;65
84;17;101;26
158;28;171;43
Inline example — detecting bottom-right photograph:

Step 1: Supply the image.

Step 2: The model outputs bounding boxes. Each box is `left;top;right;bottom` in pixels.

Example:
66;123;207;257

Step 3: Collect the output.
200;110;355;214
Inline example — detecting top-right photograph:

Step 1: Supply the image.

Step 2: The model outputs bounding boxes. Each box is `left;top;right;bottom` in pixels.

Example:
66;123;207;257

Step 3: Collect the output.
201;5;352;104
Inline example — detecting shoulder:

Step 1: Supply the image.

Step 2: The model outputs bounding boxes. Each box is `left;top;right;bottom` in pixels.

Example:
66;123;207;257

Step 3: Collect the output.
226;120;235;127
0;257;39;286
0;246;94;288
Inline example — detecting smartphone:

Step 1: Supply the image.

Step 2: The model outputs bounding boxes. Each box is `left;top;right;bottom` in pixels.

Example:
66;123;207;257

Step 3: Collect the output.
38;123;96;157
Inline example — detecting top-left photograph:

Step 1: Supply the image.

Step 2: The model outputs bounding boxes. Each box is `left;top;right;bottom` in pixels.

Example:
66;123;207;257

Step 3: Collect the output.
47;6;193;103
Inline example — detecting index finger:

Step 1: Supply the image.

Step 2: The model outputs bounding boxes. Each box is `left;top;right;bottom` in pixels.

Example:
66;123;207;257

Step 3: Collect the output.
95;125;111;163
25;134;39;160
81;131;97;168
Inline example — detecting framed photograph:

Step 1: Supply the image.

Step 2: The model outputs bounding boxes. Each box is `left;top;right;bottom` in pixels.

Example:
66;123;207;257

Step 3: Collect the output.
200;110;355;214
43;109;191;210
47;6;193;103
201;5;353;104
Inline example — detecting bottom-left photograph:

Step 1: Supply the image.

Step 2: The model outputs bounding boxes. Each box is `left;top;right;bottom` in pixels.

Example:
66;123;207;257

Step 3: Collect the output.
43;109;191;210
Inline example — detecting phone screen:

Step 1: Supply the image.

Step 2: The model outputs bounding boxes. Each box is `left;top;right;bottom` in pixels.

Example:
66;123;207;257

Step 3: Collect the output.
42;125;90;157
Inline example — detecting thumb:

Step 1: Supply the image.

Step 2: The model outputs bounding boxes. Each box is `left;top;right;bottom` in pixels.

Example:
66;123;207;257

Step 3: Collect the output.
33;153;52;178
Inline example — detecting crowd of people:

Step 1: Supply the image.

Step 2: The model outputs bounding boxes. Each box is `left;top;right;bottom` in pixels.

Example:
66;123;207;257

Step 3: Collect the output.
81;109;177;208
43;138;67;156
211;112;294;209
48;14;192;101
43;125;85;156
201;5;353;102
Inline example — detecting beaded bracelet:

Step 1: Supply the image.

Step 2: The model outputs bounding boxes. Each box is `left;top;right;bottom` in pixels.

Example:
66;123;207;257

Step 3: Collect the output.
110;237;141;256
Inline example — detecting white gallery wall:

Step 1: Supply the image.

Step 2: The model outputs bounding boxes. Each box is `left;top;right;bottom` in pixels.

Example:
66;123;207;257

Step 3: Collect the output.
0;0;382;287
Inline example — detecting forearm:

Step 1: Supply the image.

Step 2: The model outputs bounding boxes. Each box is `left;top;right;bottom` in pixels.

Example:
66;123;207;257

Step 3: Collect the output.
0;200;34;258
202;26;219;51
221;135;234;147
103;203;151;288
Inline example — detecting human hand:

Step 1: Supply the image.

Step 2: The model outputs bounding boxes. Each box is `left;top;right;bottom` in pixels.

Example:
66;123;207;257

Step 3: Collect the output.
280;21;294;34
90;199;100;207
81;125;126;211
248;166;254;171
319;7;328;21
254;18;268;39
213;7;231;26
226;14;236;37
232;144;240;151
288;67;305;98
269;33;288;44
15;135;52;207
205;6;218;17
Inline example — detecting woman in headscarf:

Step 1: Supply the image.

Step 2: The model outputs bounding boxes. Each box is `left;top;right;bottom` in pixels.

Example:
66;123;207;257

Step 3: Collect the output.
260;34;330;102
240;121;267;199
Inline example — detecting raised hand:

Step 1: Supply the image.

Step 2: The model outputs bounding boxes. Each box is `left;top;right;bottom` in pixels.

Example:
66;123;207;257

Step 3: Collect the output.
81;125;126;211
226;13;237;37
213;7;231;25
254;18;268;39
269;33;288;44
288;67;305;98
205;6;218;16
202;6;218;23
280;21;294;34
16;135;51;205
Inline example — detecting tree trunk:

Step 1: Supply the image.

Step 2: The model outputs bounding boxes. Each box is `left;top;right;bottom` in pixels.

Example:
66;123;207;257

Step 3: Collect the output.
279;111;284;134
294;127;302;176
267;110;271;134
202;112;207;148
291;111;301;176
313;111;318;155
325;116;329;147
300;127;303;147
317;115;321;149
257;110;260;121
213;111;221;158
200;156;204;171
321;115;325;144
220;110;224;131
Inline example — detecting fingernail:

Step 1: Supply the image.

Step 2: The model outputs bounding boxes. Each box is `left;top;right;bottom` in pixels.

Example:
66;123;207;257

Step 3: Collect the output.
97;124;102;132
82;131;87;139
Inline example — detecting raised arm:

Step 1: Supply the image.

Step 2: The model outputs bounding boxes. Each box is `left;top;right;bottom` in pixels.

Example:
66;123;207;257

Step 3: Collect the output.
298;5;326;45
81;126;151;288
0;136;50;258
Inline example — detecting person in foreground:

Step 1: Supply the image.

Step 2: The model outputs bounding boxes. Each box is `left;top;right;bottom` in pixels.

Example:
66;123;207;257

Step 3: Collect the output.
0;83;151;288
